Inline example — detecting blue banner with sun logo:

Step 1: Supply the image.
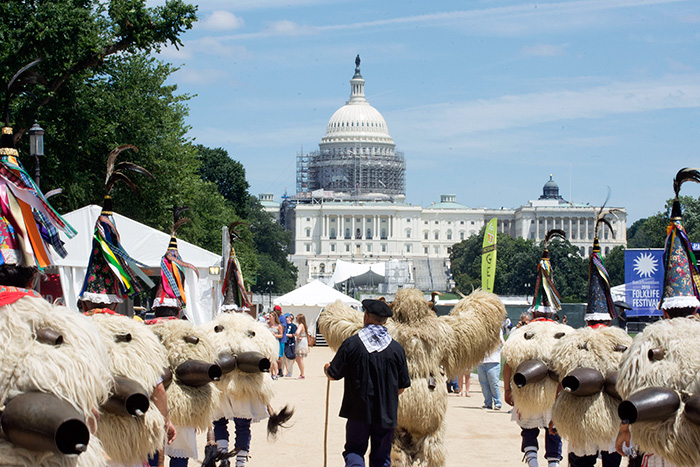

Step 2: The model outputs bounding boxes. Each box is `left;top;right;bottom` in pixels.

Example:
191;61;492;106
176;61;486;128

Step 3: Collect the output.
625;249;664;317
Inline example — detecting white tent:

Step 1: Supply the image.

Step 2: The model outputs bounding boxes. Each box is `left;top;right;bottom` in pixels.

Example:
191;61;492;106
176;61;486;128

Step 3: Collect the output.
55;205;222;324
274;280;361;334
327;259;385;288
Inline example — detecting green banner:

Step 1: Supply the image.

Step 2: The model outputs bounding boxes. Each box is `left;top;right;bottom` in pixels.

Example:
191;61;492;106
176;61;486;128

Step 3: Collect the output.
481;218;498;292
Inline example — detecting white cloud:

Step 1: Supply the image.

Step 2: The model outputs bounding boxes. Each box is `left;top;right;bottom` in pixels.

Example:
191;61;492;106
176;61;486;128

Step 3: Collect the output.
218;0;686;40
199;11;244;31
667;58;695;72
189;0;337;11
159;38;251;60
266;20;317;36
172;68;230;85
388;74;700;139
521;43;568;57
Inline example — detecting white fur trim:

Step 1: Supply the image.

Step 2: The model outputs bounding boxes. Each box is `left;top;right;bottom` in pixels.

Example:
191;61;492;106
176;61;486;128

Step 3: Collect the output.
152;297;179;309
220;304;239;312
661;295;700;309
80;291;123;304
584;313;612;321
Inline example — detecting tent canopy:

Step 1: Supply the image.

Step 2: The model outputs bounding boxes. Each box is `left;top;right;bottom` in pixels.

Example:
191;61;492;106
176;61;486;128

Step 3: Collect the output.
274;280;361;333
56;205;221;324
328;259;385;288
275;280;360;307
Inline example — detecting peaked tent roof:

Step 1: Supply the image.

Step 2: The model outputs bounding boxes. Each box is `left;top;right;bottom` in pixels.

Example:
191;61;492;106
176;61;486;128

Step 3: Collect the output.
328;259;385;288
274;280;360;307
55;205;220;268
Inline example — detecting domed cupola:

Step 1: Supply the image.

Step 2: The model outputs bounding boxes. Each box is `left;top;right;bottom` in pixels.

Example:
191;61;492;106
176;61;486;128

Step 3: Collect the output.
539;174;565;201
321;55;395;147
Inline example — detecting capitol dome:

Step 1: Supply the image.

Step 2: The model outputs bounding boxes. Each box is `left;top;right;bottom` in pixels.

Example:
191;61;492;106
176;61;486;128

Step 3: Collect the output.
305;56;405;197
321;69;394;145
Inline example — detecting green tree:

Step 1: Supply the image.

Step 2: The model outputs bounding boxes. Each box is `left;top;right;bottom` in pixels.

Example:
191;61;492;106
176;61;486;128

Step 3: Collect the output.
627;215;667;248
1;0;197;138
450;227;588;302
547;239;587;302
449;229;483;293
247;197;297;293
627;196;700;248
195;145;250;218
24;54;261;280
603;245;626;287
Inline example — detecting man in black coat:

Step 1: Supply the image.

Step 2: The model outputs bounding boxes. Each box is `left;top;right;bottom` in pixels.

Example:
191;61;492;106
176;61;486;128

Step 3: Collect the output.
325;299;411;467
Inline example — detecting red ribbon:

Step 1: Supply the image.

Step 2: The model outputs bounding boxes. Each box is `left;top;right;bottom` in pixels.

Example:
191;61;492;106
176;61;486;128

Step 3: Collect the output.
0;286;42;307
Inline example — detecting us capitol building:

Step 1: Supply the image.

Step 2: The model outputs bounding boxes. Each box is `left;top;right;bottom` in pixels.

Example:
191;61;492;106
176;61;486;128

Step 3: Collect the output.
260;57;627;290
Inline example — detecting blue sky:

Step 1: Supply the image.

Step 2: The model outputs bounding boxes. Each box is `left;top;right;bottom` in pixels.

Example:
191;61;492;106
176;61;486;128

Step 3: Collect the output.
152;0;700;223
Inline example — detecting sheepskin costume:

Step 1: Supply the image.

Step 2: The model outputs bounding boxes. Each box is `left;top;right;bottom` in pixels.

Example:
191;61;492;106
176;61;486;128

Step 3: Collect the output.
87;313;168;465
148;318;220;431
202;312;277;422
0;293;111;467
319;287;505;467
550;326;631;455
616;317;700;466
502;320;574;420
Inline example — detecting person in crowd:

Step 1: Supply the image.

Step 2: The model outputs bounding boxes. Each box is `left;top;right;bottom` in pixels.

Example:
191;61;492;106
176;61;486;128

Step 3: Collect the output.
284;313;297;377
458;370;472;397
324;299;411;467
516;312;532;328
478;325;505;409
615;169;700;467
502;316;513;335
275;307;288;377
294;313;310;379
504;230;569;467
267;313;283;380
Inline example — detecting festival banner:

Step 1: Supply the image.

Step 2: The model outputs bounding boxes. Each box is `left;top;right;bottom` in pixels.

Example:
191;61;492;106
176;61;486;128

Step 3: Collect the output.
624;248;664;317
481;218;497;293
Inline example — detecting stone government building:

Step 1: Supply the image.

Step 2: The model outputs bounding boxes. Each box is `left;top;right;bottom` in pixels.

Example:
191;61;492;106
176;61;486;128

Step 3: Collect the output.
260;57;627;290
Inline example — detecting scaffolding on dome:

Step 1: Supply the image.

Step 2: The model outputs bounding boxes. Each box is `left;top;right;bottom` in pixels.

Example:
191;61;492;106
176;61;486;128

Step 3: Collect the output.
299;149;405;197
296;146;310;195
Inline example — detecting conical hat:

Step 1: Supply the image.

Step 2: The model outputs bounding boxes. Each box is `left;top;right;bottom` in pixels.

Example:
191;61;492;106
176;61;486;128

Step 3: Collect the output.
528;229;564;316
0;126;76;268
220;222;251;312
659;200;700;311
586;237;616;321
658;169;700;312
79;146;155;304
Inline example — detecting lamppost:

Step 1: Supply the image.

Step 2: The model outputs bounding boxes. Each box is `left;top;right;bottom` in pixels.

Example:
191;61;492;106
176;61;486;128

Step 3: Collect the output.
267;280;274;312
524;282;531;303
28;121;44;187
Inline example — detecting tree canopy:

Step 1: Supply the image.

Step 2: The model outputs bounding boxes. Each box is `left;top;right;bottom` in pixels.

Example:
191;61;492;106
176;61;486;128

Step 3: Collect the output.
195;145;250;219
450;225;596;302
1;0;297;294
1;0;197;137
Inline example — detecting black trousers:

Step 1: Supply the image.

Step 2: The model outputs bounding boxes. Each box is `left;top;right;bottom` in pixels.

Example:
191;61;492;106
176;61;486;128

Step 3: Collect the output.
568;451;622;467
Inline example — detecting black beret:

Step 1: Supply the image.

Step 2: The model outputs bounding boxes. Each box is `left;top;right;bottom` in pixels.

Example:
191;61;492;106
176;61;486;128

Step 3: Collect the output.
362;299;393;317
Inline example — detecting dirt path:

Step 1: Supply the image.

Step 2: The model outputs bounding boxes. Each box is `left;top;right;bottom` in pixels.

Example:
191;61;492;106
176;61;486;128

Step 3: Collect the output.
193;347;627;466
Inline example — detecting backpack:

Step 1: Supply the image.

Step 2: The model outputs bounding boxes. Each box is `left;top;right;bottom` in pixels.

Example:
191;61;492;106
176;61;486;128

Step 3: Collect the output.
284;339;296;359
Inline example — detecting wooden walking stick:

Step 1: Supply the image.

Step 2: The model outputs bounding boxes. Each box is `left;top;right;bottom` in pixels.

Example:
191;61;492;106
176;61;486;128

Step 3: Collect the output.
324;377;331;467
